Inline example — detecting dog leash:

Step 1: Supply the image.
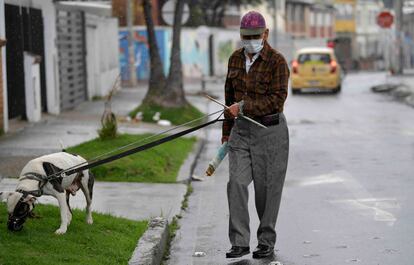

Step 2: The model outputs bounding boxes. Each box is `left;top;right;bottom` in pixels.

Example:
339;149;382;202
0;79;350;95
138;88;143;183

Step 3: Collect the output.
204;94;268;129
44;109;226;181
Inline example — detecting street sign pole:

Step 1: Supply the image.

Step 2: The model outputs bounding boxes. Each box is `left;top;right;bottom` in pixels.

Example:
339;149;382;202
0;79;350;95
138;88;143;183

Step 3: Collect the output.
377;10;395;75
273;0;277;48
127;0;137;87
394;0;404;74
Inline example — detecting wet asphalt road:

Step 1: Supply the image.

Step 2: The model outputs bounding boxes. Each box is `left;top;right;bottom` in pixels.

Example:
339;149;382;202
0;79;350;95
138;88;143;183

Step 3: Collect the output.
167;72;414;265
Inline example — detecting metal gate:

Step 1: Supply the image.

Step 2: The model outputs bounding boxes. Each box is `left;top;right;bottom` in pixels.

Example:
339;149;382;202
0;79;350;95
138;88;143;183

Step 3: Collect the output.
5;4;26;119
25;8;47;112
5;5;48;118
56;8;87;111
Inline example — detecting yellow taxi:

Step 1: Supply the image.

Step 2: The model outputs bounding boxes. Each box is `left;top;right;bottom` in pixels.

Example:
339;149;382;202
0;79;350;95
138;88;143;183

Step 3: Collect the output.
291;47;342;94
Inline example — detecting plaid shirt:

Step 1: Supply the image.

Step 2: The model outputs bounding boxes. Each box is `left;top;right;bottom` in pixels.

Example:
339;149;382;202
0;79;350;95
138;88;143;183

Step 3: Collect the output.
222;41;290;137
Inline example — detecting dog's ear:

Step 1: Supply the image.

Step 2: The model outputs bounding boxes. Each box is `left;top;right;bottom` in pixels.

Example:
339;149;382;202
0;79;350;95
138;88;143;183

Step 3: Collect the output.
0;191;12;202
42;162;63;176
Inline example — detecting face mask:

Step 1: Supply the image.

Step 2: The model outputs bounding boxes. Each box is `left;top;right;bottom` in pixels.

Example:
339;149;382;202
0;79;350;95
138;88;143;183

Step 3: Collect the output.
242;38;264;54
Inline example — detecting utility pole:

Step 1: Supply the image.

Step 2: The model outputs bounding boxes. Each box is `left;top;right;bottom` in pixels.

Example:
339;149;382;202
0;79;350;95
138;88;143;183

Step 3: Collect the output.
127;0;137;87
394;0;404;74
273;0;278;47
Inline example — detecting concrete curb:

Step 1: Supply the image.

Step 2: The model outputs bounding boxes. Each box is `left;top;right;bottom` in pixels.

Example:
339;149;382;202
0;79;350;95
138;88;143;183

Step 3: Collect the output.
371;83;414;108
128;134;206;264
129;217;169;265
176;135;206;182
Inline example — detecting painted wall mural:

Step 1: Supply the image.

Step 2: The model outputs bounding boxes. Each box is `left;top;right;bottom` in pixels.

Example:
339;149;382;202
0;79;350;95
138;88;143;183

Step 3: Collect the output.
119;27;239;82
119;28;170;82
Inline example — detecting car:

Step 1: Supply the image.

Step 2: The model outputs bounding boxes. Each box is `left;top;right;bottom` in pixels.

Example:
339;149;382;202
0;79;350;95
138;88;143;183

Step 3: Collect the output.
291;47;342;94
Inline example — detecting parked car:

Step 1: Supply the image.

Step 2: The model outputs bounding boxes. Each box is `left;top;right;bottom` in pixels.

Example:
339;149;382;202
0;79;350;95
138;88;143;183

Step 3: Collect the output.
291;47;342;94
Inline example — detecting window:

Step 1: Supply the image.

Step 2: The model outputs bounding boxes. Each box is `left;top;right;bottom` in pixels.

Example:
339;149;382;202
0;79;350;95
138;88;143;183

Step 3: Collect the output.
298;53;332;64
311;11;316;26
287;4;292;21
356;10;361;26
295;5;302;23
317;12;323;26
326;13;332;26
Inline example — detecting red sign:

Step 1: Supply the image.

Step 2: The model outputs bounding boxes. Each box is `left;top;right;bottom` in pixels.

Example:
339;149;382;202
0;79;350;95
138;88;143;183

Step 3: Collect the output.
377;11;394;28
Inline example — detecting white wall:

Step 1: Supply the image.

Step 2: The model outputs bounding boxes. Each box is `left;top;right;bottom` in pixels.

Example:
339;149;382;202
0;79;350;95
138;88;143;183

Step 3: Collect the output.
5;0;60;115
86;14;120;99
0;0;8;132
355;0;383;59
24;52;41;122
212;29;240;77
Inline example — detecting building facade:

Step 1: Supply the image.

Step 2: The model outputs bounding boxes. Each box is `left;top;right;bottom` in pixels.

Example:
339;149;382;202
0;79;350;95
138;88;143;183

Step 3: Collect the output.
403;9;414;69
3;0;61;122
355;0;383;70
0;0;119;131
0;37;5;133
0;0;5;132
333;0;357;70
285;0;335;39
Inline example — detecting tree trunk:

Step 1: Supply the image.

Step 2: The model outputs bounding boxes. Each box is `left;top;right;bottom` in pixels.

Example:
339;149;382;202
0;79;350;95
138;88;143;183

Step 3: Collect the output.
142;0;167;104
127;0;137;87
216;6;225;27
163;0;187;107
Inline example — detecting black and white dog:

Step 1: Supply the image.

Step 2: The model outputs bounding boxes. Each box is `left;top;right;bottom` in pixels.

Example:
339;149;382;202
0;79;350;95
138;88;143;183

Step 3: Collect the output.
0;152;94;234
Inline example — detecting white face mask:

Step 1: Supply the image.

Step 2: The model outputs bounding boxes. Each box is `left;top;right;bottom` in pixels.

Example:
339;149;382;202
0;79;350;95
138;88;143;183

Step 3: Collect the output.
242;38;264;54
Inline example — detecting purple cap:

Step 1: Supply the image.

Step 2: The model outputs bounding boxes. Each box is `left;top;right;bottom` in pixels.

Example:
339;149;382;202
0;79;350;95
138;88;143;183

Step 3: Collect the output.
240;11;266;36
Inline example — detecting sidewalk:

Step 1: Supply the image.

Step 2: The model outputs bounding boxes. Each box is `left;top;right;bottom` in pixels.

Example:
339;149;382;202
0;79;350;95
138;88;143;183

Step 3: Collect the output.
371;69;414;107
167;119;284;265
0;80;223;222
0;87;148;177
0;81;215;177
0;177;187;222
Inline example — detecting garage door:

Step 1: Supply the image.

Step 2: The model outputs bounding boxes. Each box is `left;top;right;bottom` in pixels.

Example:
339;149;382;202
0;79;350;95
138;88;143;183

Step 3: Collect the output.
56;8;87;111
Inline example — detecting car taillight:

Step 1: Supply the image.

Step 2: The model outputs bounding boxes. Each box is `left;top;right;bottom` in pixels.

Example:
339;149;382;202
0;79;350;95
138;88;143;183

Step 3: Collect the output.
330;60;337;73
292;60;299;74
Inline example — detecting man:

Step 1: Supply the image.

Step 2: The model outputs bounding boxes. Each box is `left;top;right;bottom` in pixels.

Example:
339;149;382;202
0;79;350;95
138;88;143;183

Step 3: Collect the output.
222;11;290;259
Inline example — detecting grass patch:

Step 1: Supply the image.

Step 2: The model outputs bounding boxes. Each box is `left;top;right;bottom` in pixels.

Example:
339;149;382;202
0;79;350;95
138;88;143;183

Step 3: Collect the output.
67;134;196;183
129;102;204;126
0;203;147;265
92;95;102;101
162;183;193;263
162;216;179;264
181;184;193;211
98;113;118;140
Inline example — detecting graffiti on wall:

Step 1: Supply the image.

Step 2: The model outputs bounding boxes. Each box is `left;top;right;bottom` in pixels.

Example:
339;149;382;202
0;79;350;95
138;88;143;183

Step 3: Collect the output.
119;29;170;82
180;30;209;78
119;27;240;81
213;30;240;76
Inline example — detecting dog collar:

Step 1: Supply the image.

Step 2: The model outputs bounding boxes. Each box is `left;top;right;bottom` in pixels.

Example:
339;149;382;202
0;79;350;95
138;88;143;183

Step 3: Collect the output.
16;189;43;198
17;172;48;197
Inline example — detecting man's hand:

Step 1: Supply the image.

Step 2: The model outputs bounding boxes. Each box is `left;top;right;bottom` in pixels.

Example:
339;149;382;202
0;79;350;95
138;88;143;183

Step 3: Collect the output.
221;135;229;144
226;103;239;118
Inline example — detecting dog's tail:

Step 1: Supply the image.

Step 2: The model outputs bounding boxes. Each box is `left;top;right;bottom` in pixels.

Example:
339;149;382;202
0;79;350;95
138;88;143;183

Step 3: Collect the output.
59;140;66;152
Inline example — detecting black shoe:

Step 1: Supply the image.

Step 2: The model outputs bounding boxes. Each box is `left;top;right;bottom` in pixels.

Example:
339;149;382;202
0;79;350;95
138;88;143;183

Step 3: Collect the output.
252;244;274;259
226;246;250;258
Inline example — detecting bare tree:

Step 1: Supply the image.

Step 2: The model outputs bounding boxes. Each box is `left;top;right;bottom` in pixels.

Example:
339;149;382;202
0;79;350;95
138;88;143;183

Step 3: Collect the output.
142;0;167;105
141;0;187;107
188;0;265;27
163;0;187;107
142;0;268;107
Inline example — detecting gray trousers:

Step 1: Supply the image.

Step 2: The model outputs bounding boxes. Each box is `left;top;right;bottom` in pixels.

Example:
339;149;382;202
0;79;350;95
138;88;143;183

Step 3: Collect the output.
227;113;289;248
